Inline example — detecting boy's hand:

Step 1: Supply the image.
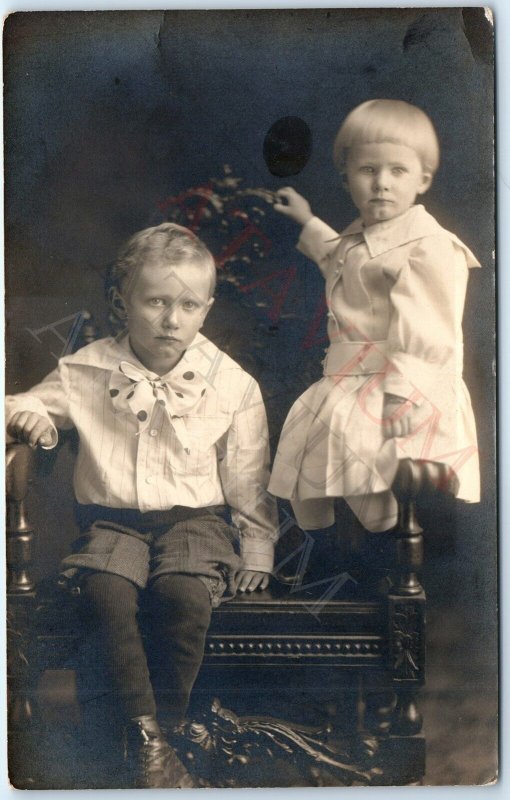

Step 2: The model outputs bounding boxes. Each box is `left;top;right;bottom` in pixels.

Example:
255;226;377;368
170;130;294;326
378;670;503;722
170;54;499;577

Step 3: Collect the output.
235;569;270;593
382;394;426;439
6;411;55;449
273;187;313;226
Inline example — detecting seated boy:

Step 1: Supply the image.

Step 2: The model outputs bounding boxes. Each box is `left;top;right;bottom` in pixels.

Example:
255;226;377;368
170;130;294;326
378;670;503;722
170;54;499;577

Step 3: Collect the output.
6;222;279;788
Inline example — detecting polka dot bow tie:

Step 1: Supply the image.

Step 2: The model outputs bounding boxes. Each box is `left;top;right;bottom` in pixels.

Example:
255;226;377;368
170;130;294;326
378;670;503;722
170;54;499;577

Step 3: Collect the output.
109;361;208;453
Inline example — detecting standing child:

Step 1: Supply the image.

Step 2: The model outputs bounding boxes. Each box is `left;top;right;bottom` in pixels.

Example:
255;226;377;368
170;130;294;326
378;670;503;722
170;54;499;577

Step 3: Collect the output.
269;99;480;546
6;223;278;788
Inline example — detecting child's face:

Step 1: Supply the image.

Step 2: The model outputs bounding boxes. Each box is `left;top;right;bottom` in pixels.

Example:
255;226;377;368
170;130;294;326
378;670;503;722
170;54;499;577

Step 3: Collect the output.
344;141;432;226
116;259;214;374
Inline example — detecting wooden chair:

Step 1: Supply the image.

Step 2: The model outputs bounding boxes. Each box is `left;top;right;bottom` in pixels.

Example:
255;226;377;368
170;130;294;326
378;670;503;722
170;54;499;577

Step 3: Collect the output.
6;318;457;788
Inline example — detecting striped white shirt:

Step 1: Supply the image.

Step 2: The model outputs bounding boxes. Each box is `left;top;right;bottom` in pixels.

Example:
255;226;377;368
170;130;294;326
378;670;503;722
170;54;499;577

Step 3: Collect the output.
5;332;279;572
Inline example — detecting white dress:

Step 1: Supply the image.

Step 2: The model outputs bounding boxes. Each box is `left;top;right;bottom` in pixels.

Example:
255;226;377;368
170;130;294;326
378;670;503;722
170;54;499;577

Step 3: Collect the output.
268;204;481;532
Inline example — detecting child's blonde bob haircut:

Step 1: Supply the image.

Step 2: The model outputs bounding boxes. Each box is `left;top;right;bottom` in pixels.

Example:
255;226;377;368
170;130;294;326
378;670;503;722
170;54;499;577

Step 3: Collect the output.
333;99;440;177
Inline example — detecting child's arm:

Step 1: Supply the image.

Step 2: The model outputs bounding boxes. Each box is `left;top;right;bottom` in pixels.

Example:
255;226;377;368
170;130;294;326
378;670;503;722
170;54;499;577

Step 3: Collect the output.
218;377;279;592
274;187;341;276
273;187;314;226
382;234;473;437
5;364;73;449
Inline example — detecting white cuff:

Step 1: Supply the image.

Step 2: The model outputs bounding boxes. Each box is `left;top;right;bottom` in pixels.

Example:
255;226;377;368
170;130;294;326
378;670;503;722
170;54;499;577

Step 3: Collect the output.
384;352;455;407
240;537;275;573
297;216;340;262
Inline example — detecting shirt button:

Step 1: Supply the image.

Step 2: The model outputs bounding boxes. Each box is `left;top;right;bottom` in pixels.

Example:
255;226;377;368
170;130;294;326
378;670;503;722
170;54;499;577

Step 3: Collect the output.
149;429;158;437
145;476;153;484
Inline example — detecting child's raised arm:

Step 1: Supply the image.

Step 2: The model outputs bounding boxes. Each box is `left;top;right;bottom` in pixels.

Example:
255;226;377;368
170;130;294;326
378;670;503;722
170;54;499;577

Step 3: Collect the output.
274;187;340;277
273;187;314;226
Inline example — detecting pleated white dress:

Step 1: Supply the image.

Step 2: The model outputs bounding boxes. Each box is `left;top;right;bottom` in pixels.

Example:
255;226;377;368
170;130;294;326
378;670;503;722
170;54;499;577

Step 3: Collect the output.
268;205;481;532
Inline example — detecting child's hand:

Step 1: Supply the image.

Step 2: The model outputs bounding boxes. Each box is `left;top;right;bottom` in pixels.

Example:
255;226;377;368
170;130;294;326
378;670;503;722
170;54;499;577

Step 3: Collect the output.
7;411;55;449
234;569;270;593
382;393;430;439
273;187;313;226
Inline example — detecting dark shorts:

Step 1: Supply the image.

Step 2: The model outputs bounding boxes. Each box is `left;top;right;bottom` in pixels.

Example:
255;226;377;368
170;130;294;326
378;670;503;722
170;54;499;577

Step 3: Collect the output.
59;504;243;607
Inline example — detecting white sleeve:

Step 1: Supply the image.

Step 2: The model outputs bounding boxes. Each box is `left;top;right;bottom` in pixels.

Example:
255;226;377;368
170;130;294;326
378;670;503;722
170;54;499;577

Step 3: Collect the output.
384;235;469;404
218;378;279;573
297;216;341;277
5;363;73;449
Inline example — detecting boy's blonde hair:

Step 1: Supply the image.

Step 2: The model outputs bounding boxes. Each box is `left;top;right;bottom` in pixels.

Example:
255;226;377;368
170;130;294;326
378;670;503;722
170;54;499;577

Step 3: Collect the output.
333;99;440;176
107;222;217;299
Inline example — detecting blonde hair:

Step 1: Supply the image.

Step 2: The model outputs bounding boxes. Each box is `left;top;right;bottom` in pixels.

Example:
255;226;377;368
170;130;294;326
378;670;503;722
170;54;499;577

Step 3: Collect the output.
107;222;217;300
333;99;440;176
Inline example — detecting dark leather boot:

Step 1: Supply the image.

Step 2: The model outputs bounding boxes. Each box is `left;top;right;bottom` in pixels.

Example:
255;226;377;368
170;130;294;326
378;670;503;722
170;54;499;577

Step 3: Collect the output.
125;714;196;788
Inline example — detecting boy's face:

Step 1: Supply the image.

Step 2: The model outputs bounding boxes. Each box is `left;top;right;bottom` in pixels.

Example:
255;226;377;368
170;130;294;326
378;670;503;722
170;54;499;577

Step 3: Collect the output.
116;259;214;374
344;141;432;226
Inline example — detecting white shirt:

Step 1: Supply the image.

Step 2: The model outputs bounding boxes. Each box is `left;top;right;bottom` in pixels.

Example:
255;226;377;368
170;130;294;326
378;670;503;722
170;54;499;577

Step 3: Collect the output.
5;332;279;573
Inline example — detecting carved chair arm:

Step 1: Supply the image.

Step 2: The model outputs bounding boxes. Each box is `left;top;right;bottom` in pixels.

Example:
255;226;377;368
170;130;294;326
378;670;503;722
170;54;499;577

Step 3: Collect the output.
6;311;100;594
391;458;459;511
390;458;460;597
6;443;36;594
6;443;35;504
6;431;82;593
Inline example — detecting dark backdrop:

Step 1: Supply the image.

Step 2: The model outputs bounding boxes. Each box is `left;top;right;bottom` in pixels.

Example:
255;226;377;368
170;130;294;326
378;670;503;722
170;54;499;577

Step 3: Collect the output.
4;9;497;768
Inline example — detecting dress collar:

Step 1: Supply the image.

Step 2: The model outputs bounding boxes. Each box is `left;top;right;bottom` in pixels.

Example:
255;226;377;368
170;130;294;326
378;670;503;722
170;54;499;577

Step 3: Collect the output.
340;204;480;266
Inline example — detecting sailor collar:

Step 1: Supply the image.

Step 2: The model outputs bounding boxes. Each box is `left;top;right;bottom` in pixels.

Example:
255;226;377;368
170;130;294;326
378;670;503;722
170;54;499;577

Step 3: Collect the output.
338;204;480;266
59;330;221;390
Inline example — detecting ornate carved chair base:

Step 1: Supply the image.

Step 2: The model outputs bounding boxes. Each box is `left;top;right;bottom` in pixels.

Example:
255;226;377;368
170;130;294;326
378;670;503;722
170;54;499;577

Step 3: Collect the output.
8;692;425;788
167;698;425;787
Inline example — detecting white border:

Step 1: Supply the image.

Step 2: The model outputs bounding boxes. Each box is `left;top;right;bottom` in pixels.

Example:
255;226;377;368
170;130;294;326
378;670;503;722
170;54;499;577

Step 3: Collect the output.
1;3;505;799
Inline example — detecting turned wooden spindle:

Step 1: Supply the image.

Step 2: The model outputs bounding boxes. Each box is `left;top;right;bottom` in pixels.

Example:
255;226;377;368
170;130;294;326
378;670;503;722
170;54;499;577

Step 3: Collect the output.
388;458;460;737
391;458;460;597
391;459;425;597
78;310;99;347
5;310;99;596
6;444;36;594
392;690;423;738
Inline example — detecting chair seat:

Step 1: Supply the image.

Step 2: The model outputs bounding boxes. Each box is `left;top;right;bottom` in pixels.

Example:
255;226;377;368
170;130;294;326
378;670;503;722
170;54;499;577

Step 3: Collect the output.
26;575;388;674
205;584;387;668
